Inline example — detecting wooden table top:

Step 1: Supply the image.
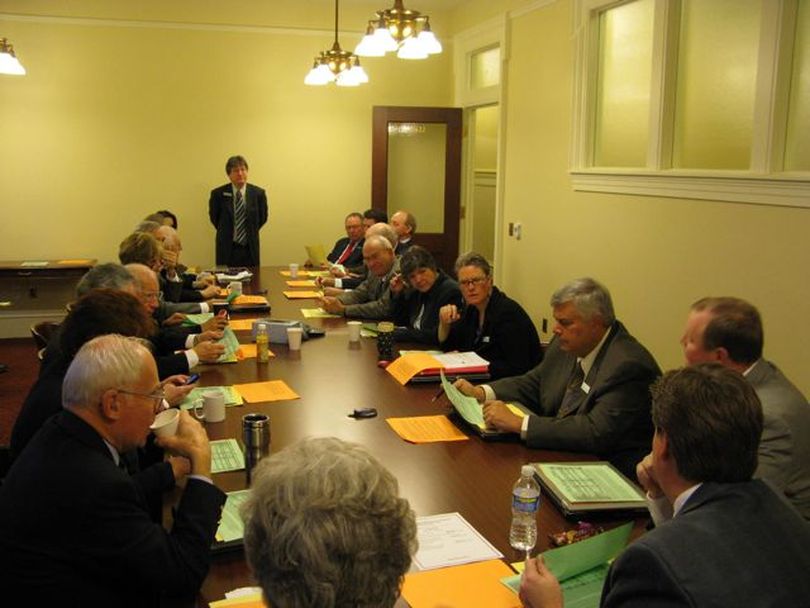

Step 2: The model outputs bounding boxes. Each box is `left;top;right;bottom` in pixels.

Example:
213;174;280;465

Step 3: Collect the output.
194;267;648;603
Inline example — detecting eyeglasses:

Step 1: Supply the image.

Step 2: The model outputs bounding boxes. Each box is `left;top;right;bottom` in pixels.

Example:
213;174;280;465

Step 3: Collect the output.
459;277;488;288
117;388;166;414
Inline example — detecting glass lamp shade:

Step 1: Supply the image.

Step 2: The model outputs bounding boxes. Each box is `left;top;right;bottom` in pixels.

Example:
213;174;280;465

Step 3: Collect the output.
372;27;398;53
355;33;386;57
336;69;360;87
417;29;442;55
0;51;25;75
350;64;369;83
397;36;428;60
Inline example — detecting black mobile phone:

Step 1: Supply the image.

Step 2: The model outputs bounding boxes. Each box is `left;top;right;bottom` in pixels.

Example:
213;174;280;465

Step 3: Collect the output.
184;374;200;385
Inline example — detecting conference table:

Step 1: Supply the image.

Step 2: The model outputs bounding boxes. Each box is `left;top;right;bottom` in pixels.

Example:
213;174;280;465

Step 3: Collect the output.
191;267;649;605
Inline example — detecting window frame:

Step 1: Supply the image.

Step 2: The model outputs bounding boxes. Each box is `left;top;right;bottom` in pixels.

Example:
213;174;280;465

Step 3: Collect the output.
570;0;810;209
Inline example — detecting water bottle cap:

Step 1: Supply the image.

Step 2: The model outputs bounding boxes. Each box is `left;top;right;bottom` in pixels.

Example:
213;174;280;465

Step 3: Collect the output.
521;464;534;477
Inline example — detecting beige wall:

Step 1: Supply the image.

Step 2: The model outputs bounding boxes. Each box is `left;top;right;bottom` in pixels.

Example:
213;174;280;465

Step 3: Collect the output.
0;2;453;269
462;0;809;395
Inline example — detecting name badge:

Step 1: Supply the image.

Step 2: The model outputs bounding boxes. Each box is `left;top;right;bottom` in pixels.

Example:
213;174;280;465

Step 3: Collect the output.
581;381;590;394
482;336;490;343
224;192;233;197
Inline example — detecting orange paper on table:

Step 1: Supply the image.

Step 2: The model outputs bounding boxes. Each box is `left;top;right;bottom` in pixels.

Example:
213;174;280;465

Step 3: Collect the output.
57;259;93;265
386;415;469;443
402;560;520;608
233;295;270;305
217;287;229;298
228;318;259;331
283;290;321;299
286;280;317;287
234;380;299;403
385;352;444;385
237;344;273;359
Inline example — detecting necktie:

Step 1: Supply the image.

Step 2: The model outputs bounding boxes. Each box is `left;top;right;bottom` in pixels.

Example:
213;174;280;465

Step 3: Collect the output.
234;189;247;245
557;361;585;418
336;240;357;265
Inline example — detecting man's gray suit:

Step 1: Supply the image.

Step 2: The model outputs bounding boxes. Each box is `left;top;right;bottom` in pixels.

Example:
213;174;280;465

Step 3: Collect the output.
747;359;810;520
600;481;810;607
337;259;399;320
489;322;660;478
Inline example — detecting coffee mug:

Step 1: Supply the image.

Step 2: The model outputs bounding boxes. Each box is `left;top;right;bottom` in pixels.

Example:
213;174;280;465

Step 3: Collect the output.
228;281;243;296
193;389;226;423
151;408;180;437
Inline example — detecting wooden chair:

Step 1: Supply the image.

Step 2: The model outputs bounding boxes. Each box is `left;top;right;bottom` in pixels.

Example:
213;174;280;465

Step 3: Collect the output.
30;321;60;361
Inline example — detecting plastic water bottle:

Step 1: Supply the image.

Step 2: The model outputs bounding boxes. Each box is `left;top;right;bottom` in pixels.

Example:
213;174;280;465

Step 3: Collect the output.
256;323;270;364
510;464;541;557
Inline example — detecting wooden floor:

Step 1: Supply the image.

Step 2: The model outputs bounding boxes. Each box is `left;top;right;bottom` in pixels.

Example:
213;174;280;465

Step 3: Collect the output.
0;338;40;446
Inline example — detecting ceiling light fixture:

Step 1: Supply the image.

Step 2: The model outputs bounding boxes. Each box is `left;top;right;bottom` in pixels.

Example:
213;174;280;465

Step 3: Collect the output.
305;0;368;87
0;38;26;76
355;0;442;60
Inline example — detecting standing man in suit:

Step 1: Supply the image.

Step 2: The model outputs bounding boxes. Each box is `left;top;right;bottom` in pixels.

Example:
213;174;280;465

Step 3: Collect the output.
679;296;810;519
454;278;660;479
0;334;226;606
519;364;810;608
209;155;268;267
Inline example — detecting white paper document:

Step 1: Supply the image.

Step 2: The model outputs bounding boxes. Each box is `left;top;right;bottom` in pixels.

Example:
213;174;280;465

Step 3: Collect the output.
413;512;503;571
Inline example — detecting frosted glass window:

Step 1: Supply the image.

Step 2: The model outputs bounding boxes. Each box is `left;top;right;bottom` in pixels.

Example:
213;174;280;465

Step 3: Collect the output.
387;123;446;233
672;0;761;169
785;0;810;171
470;46;500;89
594;0;654;167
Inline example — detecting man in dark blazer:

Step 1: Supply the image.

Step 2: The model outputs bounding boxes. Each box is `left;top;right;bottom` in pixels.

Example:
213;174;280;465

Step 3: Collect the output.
209;155;268;267
326;211;365;268
455;278;660;479
0;335;226;606
519;364;810;608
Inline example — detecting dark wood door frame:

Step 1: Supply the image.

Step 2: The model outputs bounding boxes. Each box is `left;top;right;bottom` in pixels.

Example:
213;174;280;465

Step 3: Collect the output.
371;106;463;274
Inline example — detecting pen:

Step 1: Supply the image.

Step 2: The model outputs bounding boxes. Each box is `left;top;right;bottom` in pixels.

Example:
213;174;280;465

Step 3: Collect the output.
431;376;457;402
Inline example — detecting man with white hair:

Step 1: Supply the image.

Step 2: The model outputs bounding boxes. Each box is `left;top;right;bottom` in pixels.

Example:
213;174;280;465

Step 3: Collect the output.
0;335;225;606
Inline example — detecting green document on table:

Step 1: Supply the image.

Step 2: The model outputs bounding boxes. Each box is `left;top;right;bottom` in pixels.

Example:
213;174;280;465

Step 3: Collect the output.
301;308;340;319
216;327;240;363
535;463;645;503
178;386;244;410
441;370;486;428
182;312;214;326
215;490;251;542
501;522;633;608
210;439;245;473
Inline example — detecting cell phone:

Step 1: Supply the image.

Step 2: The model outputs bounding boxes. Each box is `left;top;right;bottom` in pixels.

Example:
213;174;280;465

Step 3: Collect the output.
184;374;200;385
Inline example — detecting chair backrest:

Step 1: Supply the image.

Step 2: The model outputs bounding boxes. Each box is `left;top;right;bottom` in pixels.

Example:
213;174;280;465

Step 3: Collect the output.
30;321;60;358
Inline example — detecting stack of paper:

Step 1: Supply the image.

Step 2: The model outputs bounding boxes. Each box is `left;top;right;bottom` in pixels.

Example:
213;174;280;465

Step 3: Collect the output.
532;463;647;514
179;386;244;409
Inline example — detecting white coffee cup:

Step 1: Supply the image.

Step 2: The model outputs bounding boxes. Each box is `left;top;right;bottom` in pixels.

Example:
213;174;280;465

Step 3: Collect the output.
287;326;303;350
228;281;243;296
193;389;226;423
347;320;362;343
150;408;180;437
289;263;299;279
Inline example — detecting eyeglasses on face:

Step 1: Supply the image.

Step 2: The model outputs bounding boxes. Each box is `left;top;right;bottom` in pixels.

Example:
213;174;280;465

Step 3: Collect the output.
117;388;166;413
459;277;488;288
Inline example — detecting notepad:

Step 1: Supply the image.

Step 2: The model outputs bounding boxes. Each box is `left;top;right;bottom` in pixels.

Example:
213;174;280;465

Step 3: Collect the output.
182;312;214;326
233;380;300;403
413;512;504;570
215;328;241;363
286;279;317;287
215;490;251;542
210;439;246;473
228;318;260;331
283;290;322;299
386;415;469;443
403;560;520;608
179;386;244;409
301;307;340;319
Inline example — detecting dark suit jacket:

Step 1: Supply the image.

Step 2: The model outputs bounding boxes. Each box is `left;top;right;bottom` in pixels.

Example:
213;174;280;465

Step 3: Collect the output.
747;359;810;520
209;182;268;266
489;322;660;478
601;481;810;607
327;236;364;267
0;411;225;607
440;286;542;379
392;271;462;345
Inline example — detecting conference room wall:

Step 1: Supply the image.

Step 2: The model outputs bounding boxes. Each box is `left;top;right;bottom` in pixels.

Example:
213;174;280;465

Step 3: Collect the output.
464;0;809;396
0;9;453;269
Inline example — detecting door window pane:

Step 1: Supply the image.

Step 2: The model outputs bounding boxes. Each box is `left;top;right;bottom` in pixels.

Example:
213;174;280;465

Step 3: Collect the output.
387;123;446;233
594;0;654;167
672;0;761;169
785;0;810;171
470;46;500;89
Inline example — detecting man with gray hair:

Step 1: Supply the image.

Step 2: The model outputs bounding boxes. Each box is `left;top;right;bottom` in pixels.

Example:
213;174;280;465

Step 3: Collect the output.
320;234;399;319
0;335;226;605
455;278;660;479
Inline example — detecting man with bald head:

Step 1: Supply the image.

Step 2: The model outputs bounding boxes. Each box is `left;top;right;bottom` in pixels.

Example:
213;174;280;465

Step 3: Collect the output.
390;210;416;255
320;234;399;319
0;335;226;605
318;222;398;293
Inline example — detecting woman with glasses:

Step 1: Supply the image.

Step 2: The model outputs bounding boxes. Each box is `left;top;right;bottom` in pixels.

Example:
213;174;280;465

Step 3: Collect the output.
438;252;542;380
